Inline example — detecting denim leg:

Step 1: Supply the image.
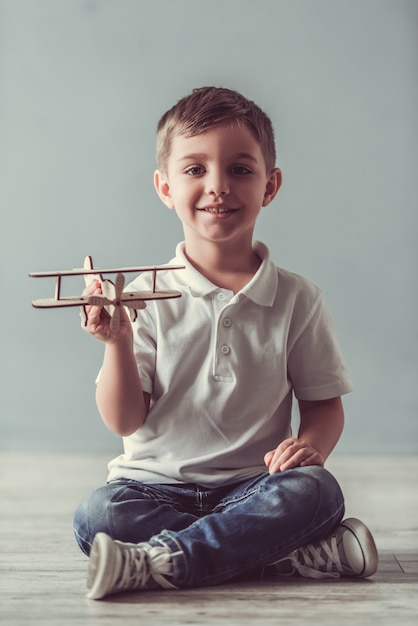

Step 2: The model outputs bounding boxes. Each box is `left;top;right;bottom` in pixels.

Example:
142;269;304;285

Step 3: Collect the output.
73;480;200;556
150;466;345;588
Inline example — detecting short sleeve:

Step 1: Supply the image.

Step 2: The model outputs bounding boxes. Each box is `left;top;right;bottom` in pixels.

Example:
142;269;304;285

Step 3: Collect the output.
124;274;158;395
131;306;157;395
287;292;353;401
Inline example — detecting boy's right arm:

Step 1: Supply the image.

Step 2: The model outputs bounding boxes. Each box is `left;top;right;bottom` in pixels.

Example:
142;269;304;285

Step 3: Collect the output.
82;280;150;436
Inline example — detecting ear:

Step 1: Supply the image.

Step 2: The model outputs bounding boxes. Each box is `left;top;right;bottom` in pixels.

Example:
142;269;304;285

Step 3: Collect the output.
154;170;175;209
262;168;282;207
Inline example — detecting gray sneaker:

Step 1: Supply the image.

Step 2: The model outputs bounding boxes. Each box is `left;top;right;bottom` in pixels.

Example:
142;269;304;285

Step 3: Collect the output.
86;533;180;600
272;518;378;579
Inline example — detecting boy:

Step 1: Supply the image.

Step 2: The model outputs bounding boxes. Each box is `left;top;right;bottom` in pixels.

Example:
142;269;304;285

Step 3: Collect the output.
74;87;378;600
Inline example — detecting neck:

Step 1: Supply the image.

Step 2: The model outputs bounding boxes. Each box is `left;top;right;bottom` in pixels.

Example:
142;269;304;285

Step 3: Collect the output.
183;238;261;293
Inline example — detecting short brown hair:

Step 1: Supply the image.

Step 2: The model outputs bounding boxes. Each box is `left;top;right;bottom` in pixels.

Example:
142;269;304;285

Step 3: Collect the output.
156;86;276;173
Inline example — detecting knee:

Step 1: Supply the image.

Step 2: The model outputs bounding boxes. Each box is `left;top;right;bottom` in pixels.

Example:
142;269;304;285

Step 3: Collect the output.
73;486;113;556
73;498;91;556
299;465;344;527
289;465;343;500
297;465;344;505
266;465;344;516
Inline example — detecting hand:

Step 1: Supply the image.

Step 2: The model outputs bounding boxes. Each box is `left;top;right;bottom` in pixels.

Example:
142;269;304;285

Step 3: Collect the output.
264;437;325;474
81;280;133;344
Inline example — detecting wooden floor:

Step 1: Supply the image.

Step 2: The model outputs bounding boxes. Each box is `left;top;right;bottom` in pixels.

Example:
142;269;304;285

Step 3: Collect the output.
1;453;417;626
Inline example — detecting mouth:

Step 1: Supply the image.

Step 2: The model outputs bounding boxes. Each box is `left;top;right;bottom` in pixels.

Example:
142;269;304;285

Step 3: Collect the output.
197;206;238;215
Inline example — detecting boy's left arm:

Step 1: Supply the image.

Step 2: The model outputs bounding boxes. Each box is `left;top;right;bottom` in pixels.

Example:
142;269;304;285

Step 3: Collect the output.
264;397;345;474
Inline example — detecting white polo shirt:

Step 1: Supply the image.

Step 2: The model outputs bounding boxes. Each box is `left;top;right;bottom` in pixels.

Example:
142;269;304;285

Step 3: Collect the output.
107;241;353;487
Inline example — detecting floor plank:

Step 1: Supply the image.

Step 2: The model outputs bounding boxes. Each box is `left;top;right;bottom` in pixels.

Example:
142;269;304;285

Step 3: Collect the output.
1;453;417;625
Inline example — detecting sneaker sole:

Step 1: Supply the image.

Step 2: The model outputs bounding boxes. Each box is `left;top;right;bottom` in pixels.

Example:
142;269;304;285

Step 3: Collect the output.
340;518;378;577
86;533;116;600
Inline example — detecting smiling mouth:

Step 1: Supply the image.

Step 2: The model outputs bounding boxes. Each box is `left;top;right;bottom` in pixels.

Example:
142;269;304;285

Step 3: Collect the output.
198;207;238;214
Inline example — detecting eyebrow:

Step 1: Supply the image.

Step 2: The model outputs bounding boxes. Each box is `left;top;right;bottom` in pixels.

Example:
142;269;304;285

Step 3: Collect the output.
177;152;259;163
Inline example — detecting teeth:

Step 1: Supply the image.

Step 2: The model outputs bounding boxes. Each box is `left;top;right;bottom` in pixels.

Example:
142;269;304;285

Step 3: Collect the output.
204;207;232;213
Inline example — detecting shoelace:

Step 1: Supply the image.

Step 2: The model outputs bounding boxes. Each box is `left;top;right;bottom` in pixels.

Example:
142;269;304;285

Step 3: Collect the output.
115;543;179;592
290;534;343;579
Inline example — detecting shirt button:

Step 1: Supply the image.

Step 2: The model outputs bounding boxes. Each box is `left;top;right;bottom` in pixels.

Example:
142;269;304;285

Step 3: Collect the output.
220;344;231;355
223;318;232;328
217;292;226;301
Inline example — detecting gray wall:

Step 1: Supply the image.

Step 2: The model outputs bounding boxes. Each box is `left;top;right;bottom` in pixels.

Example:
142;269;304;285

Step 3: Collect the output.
1;0;417;454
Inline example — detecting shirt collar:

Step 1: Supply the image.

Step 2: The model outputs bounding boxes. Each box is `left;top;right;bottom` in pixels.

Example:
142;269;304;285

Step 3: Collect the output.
172;241;278;306
241;241;278;306
173;243;220;297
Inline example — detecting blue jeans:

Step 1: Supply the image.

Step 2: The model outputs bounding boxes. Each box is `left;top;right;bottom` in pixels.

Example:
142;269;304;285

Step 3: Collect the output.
73;466;344;588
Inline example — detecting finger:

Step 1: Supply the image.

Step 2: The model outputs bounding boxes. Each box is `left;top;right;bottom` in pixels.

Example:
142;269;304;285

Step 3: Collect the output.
264;450;275;467
278;448;311;472
267;439;299;474
82;283;106;318
81;302;101;326
267;451;290;474
82;280;102;297
299;452;324;468
279;448;323;472
81;302;110;334
80;306;88;327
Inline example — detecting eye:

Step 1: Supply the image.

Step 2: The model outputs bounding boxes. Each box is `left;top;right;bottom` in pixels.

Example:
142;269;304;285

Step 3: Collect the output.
230;165;252;176
184;165;205;176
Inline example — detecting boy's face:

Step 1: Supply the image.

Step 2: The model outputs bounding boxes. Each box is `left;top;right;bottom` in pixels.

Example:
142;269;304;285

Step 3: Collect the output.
154;124;281;249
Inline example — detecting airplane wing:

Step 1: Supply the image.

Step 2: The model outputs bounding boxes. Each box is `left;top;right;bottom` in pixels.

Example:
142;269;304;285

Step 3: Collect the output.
29;265;185;278
123;290;182;301
32;297;91;309
32;290;182;309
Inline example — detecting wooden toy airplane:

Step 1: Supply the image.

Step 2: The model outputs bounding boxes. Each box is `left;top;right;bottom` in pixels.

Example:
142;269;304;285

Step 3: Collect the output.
29;256;184;331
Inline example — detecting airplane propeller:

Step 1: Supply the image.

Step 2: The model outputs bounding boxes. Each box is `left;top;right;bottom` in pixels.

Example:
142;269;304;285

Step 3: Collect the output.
88;272;146;331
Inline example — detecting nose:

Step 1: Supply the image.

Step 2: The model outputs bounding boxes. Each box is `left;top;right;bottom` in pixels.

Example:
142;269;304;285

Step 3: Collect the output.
205;169;230;198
